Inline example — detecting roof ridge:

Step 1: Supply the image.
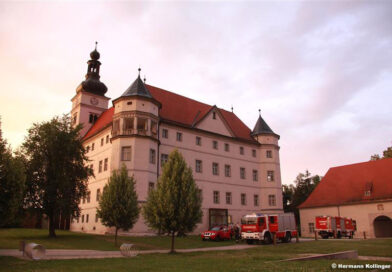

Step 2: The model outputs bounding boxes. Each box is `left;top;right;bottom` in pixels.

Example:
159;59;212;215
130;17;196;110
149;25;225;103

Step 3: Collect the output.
329;157;392;169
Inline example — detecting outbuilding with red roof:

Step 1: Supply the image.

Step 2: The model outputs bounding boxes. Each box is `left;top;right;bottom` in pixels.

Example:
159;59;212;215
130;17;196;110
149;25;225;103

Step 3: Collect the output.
299;158;392;238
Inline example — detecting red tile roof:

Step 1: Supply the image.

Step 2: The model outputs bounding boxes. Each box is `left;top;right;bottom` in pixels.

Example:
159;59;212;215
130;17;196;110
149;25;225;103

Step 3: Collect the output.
299;158;392;209
83;84;256;142
83;107;114;140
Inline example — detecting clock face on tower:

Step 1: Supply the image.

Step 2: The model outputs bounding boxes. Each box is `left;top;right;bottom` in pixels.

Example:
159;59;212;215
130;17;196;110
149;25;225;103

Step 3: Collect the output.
90;97;99;106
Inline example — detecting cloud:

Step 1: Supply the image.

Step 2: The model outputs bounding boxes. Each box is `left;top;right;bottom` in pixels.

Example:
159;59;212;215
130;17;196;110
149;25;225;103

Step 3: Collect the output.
0;1;391;184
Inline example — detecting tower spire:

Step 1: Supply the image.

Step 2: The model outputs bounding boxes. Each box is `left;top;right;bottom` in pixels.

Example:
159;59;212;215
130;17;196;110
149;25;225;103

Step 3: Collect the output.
75;43;107;96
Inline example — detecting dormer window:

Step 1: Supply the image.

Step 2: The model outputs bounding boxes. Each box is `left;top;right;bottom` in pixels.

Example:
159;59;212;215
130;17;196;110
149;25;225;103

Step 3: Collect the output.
364;182;373;197
212;112;216;119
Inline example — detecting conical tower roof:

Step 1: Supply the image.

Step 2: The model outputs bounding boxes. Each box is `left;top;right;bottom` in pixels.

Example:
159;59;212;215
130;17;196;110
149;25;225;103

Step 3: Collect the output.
121;75;153;98
251;114;279;138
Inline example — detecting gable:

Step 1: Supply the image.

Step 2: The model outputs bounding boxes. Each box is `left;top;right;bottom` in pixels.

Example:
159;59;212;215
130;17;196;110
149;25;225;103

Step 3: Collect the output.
194;108;234;137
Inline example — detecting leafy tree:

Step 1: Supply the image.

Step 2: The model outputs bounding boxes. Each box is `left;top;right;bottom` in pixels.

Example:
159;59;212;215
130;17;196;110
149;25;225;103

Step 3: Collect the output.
97;165;139;246
282;170;321;232
282;184;294;212
143;149;202;253
22;115;92;237
0;119;26;227
370;144;392;160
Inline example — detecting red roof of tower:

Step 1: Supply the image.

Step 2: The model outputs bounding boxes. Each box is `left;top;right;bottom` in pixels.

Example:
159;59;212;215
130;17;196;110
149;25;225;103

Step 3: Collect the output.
299;158;392;209
83;84;256;142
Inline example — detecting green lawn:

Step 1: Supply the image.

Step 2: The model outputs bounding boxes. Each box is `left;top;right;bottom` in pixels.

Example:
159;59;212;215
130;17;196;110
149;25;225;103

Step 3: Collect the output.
1;245;392;272
0;228;236;251
0;228;391;272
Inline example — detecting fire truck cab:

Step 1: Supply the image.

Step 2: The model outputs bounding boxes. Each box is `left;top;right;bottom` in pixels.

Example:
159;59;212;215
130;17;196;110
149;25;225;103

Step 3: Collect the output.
241;213;297;244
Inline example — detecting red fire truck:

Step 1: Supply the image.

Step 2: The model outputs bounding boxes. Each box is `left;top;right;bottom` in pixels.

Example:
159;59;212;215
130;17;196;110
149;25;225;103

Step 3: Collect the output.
315;216;356;239
241;213;297;244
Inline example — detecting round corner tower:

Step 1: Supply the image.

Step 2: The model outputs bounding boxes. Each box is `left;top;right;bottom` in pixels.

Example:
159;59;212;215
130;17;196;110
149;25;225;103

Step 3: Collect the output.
251;113;283;213
110;72;161;201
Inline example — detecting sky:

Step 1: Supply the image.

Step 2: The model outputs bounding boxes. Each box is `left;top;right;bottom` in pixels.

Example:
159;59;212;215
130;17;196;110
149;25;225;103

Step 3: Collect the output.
0;1;391;185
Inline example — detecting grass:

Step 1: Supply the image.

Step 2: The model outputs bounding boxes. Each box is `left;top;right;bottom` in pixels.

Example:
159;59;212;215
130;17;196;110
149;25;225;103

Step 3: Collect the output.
0;228;391;271
0;247;391;272
0;228;236;251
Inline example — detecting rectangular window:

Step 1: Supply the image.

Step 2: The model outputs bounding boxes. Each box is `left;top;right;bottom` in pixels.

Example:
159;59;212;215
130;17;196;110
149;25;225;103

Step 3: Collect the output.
213;191;220;204
224;164;231;177
241;193;246;205
101;138;104;146
148;182;154;192
224;143;229;152
72;113;77;125
268;195;276;206
254;195;259;206
91;143;95;151
123;118;134;133
121;146;132;161
96;189;101;202
240;167;246;179
86;146;90;153
162;129;168;139
213;140;218;150
309;222;315;233
266;150;272;158
196;136;202;146
212;162;219;175
252;149;256;157
240;146;244;155
176;132;182;142
86;214;89;223
99;161;103;173
82;196;86;204
267;171;274;182
81;214;84;223
113;120;120;136
196;160;202;173
161;154;169;167
95;213;99;223
106;135;110;144
90;164;93;175
87;191;91;203
253;170;258;182
226;192;232;205
76;216;79;223
104;158;108;171
149;149;156;164
137;118;148;133
151;121;157;135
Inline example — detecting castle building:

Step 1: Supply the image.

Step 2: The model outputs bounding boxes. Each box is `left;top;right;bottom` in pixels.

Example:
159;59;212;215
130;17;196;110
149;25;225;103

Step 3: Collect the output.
70;46;283;234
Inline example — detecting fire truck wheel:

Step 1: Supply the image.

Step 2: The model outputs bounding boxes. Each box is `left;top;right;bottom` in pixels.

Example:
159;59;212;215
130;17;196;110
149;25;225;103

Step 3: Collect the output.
284;232;292;243
263;233;272;244
337;232;342;239
246;239;254;245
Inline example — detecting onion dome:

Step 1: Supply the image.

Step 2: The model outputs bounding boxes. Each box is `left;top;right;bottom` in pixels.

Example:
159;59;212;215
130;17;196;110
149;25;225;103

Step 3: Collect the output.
76;42;107;96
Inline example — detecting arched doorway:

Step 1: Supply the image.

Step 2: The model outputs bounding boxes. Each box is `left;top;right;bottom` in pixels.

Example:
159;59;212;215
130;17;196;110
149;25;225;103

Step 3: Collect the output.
373;216;392;237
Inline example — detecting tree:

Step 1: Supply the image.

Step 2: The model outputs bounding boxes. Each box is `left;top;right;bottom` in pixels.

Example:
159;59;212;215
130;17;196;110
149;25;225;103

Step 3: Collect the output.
143;149;202;253
370;144;392;160
22;115;92;237
282;170;321;232
0;118;26;227
97;165;139;246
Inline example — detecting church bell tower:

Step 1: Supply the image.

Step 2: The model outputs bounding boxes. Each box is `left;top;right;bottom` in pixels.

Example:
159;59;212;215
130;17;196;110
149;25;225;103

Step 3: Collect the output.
71;42;110;137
